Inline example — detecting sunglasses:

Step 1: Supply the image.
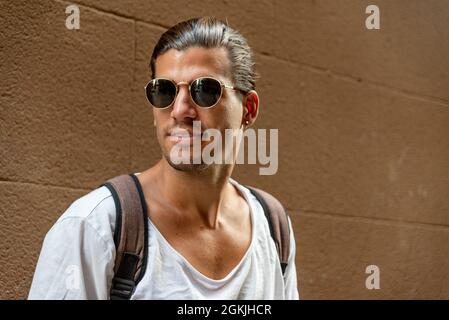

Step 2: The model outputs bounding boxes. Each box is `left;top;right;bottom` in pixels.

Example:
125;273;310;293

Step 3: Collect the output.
145;76;246;109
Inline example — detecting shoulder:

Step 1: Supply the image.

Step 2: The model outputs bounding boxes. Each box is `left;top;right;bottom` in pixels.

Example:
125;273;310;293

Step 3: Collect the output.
231;179;295;245
58;185;114;219
234;181;288;218
30;186;117;299
49;185;117;247
230;179;289;225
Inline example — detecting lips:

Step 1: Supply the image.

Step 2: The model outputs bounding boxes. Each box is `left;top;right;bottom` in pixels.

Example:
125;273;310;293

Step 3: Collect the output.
168;129;202;143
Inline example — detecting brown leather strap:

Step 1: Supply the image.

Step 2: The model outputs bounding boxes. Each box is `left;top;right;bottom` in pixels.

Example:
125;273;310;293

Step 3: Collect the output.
246;186;290;274
100;174;148;299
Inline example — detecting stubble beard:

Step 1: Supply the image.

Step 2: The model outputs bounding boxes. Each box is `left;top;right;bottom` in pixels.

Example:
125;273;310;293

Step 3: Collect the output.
163;151;210;173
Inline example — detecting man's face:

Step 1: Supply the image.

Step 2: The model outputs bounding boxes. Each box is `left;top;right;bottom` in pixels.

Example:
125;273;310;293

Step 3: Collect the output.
153;46;244;172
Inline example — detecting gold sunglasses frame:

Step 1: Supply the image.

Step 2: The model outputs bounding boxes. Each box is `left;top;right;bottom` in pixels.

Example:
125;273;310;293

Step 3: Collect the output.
144;76;246;109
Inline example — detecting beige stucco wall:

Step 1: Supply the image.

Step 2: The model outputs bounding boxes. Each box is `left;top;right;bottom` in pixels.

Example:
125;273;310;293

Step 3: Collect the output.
1;0;448;299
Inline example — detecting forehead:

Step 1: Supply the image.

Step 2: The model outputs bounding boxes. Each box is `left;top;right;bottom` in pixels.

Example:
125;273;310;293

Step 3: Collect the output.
154;47;232;82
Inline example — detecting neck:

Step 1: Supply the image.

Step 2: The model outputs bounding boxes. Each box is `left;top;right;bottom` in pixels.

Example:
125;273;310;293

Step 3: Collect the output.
150;158;236;228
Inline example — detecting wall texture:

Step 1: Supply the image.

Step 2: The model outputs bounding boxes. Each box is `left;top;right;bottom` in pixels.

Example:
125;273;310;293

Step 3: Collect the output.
1;0;448;299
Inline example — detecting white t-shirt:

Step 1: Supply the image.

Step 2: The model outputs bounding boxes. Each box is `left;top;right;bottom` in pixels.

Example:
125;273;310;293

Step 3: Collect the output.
28;174;299;300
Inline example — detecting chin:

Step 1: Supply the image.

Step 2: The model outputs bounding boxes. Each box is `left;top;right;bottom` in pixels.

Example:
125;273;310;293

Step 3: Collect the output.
162;153;209;172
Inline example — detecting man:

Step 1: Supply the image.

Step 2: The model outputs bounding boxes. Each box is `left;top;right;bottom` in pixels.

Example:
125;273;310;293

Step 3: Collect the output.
28;17;299;300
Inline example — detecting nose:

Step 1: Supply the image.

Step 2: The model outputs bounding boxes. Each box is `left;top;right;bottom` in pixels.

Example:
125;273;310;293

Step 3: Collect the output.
170;84;198;123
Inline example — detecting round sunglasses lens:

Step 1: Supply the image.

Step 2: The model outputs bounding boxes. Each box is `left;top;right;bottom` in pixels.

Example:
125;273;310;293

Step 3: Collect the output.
146;79;176;108
191;78;222;108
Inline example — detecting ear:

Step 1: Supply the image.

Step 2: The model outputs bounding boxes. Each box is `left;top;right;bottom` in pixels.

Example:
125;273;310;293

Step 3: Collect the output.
242;90;259;127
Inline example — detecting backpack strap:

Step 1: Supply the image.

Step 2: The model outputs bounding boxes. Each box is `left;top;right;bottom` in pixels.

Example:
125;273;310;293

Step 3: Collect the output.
98;174;148;300
246;186;290;275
